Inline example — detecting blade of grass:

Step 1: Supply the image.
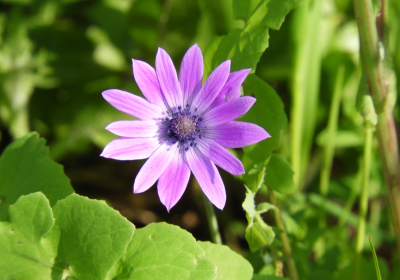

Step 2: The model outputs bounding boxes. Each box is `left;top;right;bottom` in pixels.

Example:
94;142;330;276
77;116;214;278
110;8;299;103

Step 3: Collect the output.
369;236;383;280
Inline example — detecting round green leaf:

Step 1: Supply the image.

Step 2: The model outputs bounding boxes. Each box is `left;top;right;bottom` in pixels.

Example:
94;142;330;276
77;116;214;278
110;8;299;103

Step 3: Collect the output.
107;222;217;280
197;241;253;280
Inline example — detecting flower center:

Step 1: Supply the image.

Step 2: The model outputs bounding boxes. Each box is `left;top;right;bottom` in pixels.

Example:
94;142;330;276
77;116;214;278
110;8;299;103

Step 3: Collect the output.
163;105;203;151
170;115;196;139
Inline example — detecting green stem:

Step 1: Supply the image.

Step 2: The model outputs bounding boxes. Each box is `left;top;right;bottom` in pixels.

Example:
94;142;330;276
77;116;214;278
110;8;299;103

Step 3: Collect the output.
202;193;222;244
353;0;400;261
319;66;344;227
320;66;345;197
353;124;374;280
268;189;299;280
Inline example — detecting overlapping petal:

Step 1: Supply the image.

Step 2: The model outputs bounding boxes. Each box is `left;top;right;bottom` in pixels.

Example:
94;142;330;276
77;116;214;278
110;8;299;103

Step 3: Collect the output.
205;121;270;148
186;148;226;210
209;69;251;108
191;60;231;114
179;44;203;105
156;48;183;109
105;120;160;138
132;59;165;108
102;89;163;120
201;96;256;127
157;149;191;211
100;137;160;160
134;144;177;194
197;139;244;175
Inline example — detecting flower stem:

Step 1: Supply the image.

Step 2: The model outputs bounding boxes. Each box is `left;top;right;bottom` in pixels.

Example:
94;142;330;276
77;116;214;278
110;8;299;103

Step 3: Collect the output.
268;189;299;280
202;193;222;244
353;124;374;280
353;0;400;262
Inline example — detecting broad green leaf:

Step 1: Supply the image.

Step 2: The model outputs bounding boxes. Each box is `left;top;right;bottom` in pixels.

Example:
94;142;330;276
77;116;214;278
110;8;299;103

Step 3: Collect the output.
0;193;134;280
197;241;253;280
107;222;217;280
47;194;135;280
243;186;275;251
0;193;55;279
205;0;301;74
0;132;74;221
242;75;288;165
264;154;295;194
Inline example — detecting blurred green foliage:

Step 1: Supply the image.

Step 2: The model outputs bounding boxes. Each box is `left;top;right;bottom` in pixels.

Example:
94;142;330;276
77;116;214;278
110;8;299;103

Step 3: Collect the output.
0;0;400;279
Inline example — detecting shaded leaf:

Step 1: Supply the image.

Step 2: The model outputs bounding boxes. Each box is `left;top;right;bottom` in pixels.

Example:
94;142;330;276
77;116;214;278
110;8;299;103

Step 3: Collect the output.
0;132;74;221
264;154;295;194
242;75;288;165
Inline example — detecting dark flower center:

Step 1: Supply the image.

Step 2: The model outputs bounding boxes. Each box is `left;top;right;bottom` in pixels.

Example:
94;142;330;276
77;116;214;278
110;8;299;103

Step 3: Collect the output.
163;105;203;151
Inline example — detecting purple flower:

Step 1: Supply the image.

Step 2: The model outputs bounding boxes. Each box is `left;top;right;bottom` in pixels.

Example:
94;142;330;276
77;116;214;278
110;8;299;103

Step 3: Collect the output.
101;44;270;210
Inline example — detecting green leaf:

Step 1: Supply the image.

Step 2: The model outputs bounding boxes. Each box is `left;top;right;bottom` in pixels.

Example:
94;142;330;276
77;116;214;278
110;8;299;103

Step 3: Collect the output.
243;166;266;193
369;236;383;280
264;154;295;194
242;75;288;165
205;0;301;74
0;193;135;280
0;192;55;279
197;241;253;280
252;275;289;280
0;132;74;221
243;186;276;251
106;222;217;280
48;194;135;280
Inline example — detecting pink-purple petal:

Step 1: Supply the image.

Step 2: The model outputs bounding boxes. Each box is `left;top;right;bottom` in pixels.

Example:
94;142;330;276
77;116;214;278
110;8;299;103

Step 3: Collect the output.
100;137;160;160
209;69;251;108
132;59;166;108
201;96;256;127
105;120;160;138
192;60;231;114
156;48;183;109
102;89;162;120
157;149;191;211
179;44;204;105
205;121;270;148
187;149;226;209
134;144;177;194
197;139;244;175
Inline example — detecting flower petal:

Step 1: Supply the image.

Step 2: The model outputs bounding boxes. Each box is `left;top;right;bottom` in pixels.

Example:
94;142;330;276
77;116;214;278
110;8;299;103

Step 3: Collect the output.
100;137;160;160
134;143;177;194
156;48;183;109
197;139;244;175
192;60;231;114
102;89;162;120
187;148;226;209
209;69;251;108
201;96;256;127
132;59;166;108
179;44;203;105
157;149;191;211
105;120;160;138
204;121;270;148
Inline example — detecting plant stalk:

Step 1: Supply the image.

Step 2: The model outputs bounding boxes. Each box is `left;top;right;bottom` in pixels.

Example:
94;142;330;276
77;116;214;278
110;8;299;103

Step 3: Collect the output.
268;189;299;280
353;0;400;261
202;193;222;244
353;124;374;280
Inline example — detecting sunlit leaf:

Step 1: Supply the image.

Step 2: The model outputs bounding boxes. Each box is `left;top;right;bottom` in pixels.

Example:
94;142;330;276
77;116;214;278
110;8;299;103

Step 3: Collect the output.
197;241;253;280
